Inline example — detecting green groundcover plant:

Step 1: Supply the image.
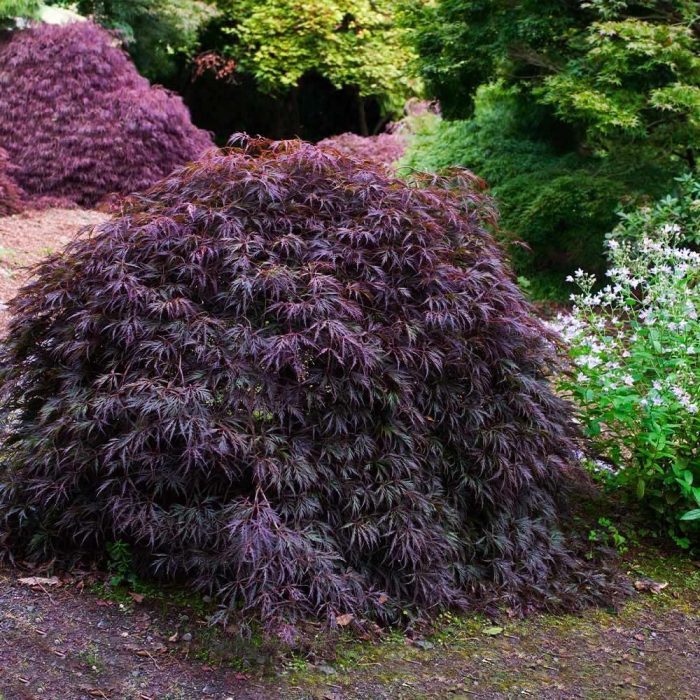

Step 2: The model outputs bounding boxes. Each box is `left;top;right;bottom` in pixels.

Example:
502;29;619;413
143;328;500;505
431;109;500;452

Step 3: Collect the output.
554;224;700;550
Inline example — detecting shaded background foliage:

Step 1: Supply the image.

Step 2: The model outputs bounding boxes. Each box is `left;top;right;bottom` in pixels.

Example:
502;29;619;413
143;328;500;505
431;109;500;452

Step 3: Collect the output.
13;0;415;142
0;20;212;206
69;0;219;83
402;0;699;295
0;137;615;631
214;0;414;124
183;66;387;143
399;85;671;295
181;0;416;141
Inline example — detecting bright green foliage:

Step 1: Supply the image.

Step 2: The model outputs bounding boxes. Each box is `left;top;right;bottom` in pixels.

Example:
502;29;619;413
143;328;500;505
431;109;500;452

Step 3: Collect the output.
608;174;700;248
71;1;218;81
538;6;700;171
217;0;416;111
400;84;669;294
1;2;88;30
0;0;41;22
405;0;699;291
555;215;700;550
106;540;137;588
588;517;628;554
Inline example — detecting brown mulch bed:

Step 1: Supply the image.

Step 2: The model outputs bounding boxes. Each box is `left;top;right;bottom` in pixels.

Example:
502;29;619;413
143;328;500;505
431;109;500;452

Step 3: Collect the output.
0;208;109;328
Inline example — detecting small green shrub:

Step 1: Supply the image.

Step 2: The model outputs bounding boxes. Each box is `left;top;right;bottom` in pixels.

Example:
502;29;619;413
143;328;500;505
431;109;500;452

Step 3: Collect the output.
106;540;136;588
555;227;700;550
399;84;672;297
607;174;700;249
587;517;628;556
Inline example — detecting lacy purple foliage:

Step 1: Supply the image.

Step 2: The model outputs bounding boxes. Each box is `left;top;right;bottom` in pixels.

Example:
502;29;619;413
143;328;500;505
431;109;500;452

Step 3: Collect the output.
0;21;212;207
317;132;406;169
0;136;613;631
0;147;23;217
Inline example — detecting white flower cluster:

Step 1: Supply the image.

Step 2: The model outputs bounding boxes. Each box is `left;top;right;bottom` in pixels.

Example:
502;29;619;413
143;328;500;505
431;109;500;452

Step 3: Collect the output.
559;183;700;529
555;223;700;418
671;386;699;414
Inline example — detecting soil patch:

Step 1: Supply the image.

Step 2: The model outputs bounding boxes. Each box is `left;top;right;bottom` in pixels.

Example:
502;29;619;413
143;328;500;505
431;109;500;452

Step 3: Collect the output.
0;208;109;327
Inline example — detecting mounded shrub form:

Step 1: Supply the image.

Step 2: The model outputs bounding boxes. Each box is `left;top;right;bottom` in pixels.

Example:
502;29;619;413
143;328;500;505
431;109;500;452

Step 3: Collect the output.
0;136;614;632
0;147;23;216
0;21;212;207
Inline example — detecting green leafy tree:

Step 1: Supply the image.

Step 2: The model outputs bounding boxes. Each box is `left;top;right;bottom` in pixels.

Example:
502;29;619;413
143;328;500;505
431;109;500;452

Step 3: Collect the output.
404;0;582;119
71;1;219;81
216;0;417;132
409;0;698;165
538;2;699;172
0;0;42;25
404;1;699;294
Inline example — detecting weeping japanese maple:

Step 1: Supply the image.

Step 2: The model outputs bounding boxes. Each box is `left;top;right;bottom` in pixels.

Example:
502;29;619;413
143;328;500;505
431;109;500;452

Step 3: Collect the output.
0;21;212;207
317;132;406;169
0;136;611;631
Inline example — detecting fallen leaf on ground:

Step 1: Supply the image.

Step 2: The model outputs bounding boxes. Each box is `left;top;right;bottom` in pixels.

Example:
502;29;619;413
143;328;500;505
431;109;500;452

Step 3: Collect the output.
17;576;61;587
128;591;145;604
633;579;668;594
482;626;504;636
335;613;354;627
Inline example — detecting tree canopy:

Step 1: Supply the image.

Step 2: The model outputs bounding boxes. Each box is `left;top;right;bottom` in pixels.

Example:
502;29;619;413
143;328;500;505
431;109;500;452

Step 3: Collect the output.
411;0;698;168
216;0;416;111
405;0;699;293
68;1;219;80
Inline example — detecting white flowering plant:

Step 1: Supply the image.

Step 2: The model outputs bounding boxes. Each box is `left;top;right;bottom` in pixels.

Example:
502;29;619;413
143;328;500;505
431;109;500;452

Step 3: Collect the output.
553;227;700;549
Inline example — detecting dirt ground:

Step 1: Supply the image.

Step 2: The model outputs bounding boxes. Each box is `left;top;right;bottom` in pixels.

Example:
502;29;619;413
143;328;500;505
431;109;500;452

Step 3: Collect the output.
0;550;698;700
0;208;109;327
0;209;698;700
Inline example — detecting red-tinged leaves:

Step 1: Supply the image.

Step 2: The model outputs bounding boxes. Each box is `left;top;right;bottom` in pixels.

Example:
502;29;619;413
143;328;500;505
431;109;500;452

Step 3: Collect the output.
0;135;622;638
0;21;212;208
317;132;406;170
0;147;23;216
